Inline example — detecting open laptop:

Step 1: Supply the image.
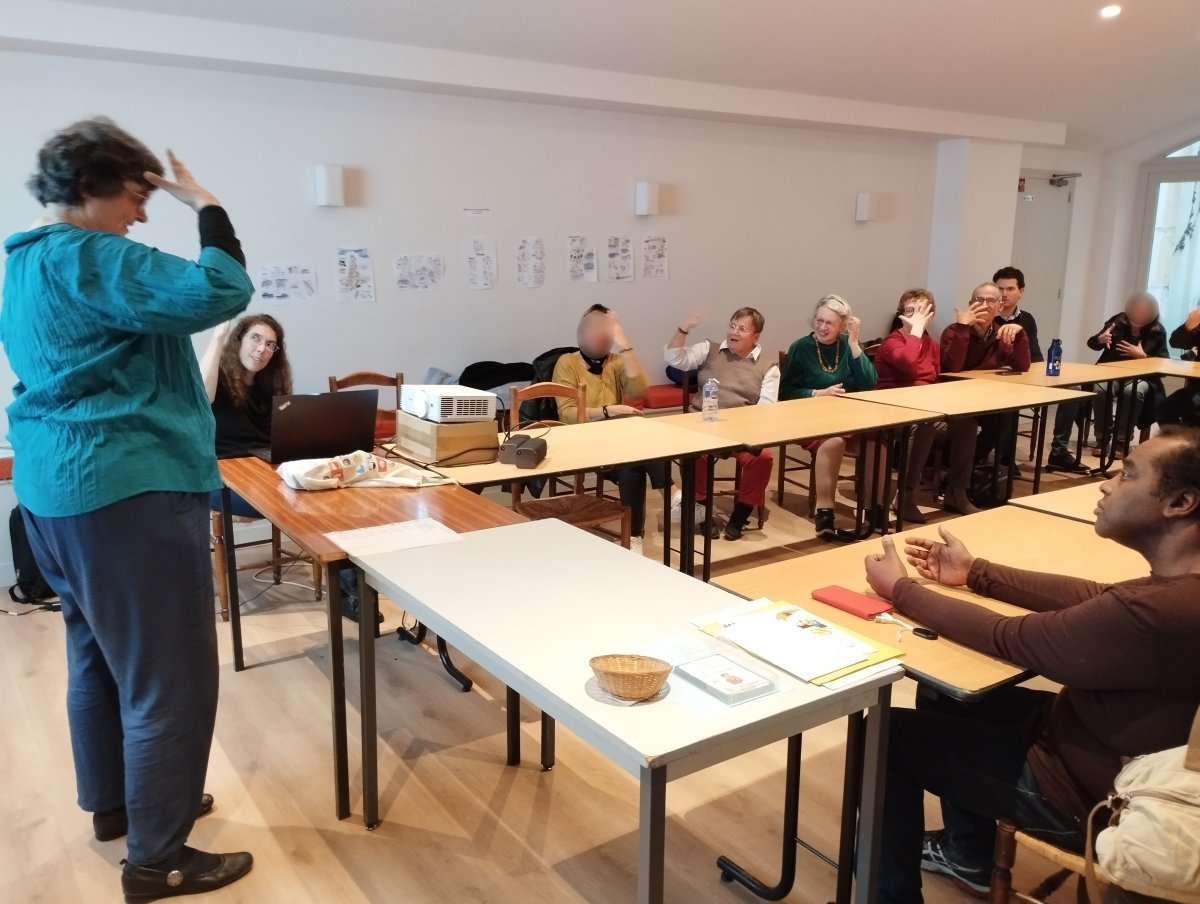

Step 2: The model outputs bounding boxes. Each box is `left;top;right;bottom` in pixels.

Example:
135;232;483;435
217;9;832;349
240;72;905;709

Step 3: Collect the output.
247;389;379;464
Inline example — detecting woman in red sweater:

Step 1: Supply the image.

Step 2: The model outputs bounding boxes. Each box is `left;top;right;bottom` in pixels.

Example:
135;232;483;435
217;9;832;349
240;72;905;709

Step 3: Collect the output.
874;289;978;520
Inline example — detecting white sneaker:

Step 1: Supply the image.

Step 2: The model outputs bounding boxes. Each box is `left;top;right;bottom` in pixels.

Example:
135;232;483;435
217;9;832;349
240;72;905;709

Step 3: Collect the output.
628;536;644;556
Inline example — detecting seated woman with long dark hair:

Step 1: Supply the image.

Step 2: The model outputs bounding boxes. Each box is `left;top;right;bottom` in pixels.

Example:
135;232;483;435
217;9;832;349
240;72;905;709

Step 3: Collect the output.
198;313;292;516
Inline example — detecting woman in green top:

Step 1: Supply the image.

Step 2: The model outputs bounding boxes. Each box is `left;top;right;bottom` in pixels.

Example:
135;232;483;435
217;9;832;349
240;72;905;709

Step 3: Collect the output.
1;119;254;901
780;295;878;540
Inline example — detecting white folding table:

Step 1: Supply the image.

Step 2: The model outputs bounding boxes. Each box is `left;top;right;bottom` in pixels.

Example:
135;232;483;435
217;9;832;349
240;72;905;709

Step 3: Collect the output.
354;519;902;904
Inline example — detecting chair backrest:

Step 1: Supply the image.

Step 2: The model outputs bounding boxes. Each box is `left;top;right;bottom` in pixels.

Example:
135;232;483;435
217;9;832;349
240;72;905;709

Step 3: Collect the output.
777;349;787;369
328;372;403;410
510;382;585;430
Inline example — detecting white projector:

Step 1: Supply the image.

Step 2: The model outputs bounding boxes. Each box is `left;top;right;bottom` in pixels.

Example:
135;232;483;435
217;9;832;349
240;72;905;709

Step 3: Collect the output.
400;384;498;423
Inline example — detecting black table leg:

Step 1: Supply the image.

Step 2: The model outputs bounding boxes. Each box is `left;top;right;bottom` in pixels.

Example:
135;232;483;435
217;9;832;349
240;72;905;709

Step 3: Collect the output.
325;561;351;820
701;457;715;583
892;426;910;534
835;714;866;904
855;685;892;904
1031;404;1050;493
716;733;803;900
540;712;556;771
220;487;244;673
1002;410;1019;501
436;635;472;692
661;478;673;568
506;686;521;766
358;568;380;829
678;455;696;576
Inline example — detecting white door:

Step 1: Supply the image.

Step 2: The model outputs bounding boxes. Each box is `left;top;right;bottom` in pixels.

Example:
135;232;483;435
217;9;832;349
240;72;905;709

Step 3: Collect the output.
1011;172;1074;349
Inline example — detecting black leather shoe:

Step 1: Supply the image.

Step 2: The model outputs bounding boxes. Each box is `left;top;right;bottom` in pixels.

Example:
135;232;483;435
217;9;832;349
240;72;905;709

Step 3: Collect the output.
122;846;252;902
1046;450;1087;473
95;794;215;843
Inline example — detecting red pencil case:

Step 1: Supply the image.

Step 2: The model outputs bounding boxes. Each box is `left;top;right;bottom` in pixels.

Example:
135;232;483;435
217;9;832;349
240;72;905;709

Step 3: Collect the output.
811;585;894;620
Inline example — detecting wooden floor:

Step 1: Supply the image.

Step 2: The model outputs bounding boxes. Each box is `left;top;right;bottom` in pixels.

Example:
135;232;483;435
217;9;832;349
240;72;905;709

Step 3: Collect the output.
1;451;1105;903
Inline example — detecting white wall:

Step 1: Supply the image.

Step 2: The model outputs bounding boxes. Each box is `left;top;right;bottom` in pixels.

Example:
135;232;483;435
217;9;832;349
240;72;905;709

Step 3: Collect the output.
0;49;945;581
0;50;939;398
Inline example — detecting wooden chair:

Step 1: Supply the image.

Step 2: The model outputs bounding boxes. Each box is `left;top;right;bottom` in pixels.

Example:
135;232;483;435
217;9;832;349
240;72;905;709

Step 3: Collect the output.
990;818;1200;904
507;383;632;549
210;511;323;621
328;371;403;443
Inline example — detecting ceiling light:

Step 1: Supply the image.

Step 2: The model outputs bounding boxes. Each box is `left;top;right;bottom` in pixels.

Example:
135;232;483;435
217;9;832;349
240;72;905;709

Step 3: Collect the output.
1100;5;1122;18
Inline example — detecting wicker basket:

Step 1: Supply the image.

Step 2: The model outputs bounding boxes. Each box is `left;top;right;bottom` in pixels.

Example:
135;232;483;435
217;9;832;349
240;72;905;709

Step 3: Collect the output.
589;654;672;702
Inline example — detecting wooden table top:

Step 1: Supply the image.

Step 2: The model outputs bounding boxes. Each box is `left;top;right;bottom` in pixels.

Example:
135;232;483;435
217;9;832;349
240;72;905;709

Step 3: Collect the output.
943;361;1124;388
849;378;1092;417
431;415;739;488
1007;482;1104;524
716;505;1145;699
655;396;939;447
218;455;526;563
1099;357;1200;379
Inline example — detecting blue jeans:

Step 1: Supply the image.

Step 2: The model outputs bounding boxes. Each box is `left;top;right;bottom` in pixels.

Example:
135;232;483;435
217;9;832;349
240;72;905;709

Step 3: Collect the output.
879;685;1085;903
22;492;217;865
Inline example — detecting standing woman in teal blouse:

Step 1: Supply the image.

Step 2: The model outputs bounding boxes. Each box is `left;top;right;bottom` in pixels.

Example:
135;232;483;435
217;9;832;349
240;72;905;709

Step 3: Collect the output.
0;119;254;901
780;295;878;540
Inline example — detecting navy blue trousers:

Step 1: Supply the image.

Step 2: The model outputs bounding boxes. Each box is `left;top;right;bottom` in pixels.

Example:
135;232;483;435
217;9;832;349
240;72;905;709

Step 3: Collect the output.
23;491;217;865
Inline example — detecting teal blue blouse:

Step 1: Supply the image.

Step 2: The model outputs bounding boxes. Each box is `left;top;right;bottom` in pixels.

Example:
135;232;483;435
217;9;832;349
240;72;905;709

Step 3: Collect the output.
1;223;253;517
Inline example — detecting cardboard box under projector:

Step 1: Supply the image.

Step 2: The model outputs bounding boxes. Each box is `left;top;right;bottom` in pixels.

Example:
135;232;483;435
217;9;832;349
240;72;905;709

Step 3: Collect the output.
393;410;498;466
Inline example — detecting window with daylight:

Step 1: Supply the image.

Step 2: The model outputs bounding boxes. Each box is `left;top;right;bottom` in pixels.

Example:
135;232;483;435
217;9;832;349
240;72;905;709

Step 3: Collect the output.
1138;137;1200;337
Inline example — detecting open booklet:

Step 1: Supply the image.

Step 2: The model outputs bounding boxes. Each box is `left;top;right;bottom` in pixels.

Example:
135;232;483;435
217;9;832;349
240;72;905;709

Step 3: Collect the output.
691;597;903;685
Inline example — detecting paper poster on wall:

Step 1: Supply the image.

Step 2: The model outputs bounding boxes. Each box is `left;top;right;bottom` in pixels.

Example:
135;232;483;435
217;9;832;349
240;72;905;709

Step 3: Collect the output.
257;263;317;303
606;235;633;282
515;236;546;289
641;235;669;280
567;234;597;283
465;236;497;290
395;253;445;292
335;247;376;303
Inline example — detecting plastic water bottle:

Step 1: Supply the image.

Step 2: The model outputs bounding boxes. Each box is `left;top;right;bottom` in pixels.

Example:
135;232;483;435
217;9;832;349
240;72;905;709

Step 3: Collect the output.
701;377;720;422
1046;338;1063;377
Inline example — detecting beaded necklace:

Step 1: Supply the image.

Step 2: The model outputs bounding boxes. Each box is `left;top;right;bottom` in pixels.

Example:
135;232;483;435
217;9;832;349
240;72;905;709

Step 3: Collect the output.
815;337;841;374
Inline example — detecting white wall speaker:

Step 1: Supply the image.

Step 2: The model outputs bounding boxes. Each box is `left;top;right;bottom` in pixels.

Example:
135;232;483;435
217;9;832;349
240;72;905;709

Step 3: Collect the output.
313;164;345;207
634;181;660;216
855;191;873;223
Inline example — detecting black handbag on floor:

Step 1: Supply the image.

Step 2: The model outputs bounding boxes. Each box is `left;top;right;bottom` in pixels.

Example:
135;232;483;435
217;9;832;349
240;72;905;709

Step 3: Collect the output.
9;505;55;603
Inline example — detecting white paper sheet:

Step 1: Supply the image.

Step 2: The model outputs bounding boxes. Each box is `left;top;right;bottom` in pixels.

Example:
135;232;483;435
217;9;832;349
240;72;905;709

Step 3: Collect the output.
567;234;598;283
324;518;459;556
336;247;376;302
606;235;633;282
465;236;498;290
395;253;445;292
641;234;669;280
516;236;546;288
258;263;317;303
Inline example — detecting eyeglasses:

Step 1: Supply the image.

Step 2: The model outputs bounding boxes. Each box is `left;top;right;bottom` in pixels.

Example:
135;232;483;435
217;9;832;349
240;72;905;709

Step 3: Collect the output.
970;296;1000;305
813;318;842;329
125;186;150;207
728;323;754;335
247;331;279;352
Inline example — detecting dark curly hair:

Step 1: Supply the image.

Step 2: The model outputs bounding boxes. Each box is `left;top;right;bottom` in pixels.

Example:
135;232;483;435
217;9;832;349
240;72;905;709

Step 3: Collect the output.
27;117;164;207
219;315;293;411
1156;425;1200;520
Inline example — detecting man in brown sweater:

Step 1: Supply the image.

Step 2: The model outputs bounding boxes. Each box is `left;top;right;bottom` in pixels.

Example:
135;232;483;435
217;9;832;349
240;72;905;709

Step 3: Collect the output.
863;425;1200;901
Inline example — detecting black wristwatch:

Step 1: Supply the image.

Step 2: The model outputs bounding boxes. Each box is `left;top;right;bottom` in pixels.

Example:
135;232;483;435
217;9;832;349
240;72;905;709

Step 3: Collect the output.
602;405;611;419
